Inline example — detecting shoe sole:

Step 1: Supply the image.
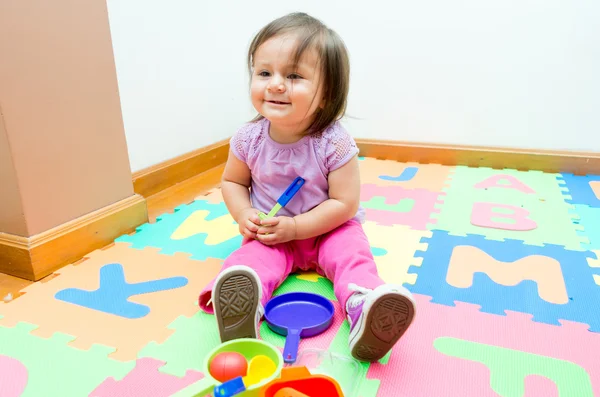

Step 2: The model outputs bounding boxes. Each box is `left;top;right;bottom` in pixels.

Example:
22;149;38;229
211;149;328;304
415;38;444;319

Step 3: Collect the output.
350;294;415;362
213;268;260;342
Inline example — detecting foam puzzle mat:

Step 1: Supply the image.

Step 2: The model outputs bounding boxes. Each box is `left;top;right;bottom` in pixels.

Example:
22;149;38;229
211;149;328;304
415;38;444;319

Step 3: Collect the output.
1;157;600;396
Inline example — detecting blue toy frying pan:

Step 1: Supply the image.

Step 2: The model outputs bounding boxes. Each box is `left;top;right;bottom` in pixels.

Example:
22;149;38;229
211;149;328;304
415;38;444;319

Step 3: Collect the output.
263;292;334;364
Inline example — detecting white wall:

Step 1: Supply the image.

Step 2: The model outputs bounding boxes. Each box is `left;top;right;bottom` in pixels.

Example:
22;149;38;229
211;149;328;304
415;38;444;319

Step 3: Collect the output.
106;0;600;172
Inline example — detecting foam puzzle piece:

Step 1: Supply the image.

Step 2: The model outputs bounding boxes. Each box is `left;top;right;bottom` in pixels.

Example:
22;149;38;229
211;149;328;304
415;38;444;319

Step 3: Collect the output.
170;210;239;244
138;311;221;377
358;157;454;191
327;315;381;397
406;231;600;331
0;242;223;361
371;247;387;256
435;337;593;397
571;204;600;250
590;250;600;267
591;181;600;200
558;173;600;207
470;202;537;231
473;173;537;194
360;184;444;229
90;357;203;396
362;221;431;286
589;250;600;286
358;376;382;397
366;294;600;396
361;196;415;212
0;320;134;396
0;355;27;397
295;272;323;282
193;187;225;204
431;166;586;250
55;263;188;319
523;376;571;397
116;199;242;261
379;166;419;182
450;166;568;201
270;273;336;301
445;246;569;304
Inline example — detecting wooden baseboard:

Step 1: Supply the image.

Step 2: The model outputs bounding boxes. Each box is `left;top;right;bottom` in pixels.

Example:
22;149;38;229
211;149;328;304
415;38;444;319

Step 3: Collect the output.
0;194;148;281
129;136;599;204
356;139;600;175
2;135;581;281
132;138;230;198
146;163;225;222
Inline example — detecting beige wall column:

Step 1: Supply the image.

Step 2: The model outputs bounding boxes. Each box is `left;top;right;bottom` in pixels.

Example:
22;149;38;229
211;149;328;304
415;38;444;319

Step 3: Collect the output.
0;0;147;280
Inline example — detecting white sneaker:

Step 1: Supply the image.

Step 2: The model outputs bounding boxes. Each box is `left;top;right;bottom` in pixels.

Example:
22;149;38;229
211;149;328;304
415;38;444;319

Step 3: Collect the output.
346;283;416;362
212;265;264;342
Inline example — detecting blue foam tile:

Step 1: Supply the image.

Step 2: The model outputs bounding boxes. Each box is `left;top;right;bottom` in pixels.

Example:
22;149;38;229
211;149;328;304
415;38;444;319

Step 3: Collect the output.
571;204;600;250
557;173;600;208
405;230;600;331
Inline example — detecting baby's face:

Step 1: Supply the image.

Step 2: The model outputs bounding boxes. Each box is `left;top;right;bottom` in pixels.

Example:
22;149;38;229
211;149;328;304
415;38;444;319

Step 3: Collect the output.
250;33;325;142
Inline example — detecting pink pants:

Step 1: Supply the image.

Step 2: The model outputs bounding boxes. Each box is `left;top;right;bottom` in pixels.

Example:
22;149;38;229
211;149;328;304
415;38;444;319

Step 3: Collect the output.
198;219;385;315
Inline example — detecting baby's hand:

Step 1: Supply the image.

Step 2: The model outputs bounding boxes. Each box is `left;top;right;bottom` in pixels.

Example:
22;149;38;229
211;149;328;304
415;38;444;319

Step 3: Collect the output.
256;216;297;245
236;208;262;240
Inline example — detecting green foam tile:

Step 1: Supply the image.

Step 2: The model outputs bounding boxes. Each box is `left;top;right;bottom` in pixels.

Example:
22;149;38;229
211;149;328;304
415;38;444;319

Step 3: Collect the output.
442;166;567;201
258;321;286;348
137;311;221;377
328;321;383;397
272;273;337;301
358;377;382;397
0;319;135;396
432;166;585;250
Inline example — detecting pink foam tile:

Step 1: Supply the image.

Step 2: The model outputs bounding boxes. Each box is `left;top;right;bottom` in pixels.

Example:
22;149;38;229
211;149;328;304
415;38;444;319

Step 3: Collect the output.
89;357;203;397
471;202;537;230
474;174;536;194
360;184;443;229
0;355;27;397
366;294;600;396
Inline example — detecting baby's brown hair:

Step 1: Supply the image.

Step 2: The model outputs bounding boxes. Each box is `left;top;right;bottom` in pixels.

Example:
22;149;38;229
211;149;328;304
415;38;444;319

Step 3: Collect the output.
247;12;350;134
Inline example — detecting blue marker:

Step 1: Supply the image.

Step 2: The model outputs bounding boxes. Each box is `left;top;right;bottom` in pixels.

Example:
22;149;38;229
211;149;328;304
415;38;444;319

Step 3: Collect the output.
259;176;305;220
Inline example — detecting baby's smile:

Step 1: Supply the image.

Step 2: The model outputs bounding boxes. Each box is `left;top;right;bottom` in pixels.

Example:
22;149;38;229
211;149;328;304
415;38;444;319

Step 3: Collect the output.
266;100;291;105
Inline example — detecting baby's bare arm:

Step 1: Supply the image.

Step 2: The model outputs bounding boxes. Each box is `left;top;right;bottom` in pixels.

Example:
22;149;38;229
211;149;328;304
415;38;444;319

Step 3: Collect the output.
221;150;253;223
293;155;360;239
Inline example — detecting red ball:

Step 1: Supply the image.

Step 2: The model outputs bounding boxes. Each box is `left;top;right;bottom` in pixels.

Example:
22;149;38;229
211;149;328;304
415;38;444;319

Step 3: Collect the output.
209;351;248;382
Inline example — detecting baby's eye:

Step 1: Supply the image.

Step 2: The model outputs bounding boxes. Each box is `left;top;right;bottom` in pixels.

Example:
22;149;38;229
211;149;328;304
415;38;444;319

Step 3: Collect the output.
258;71;270;77
288;73;302;79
